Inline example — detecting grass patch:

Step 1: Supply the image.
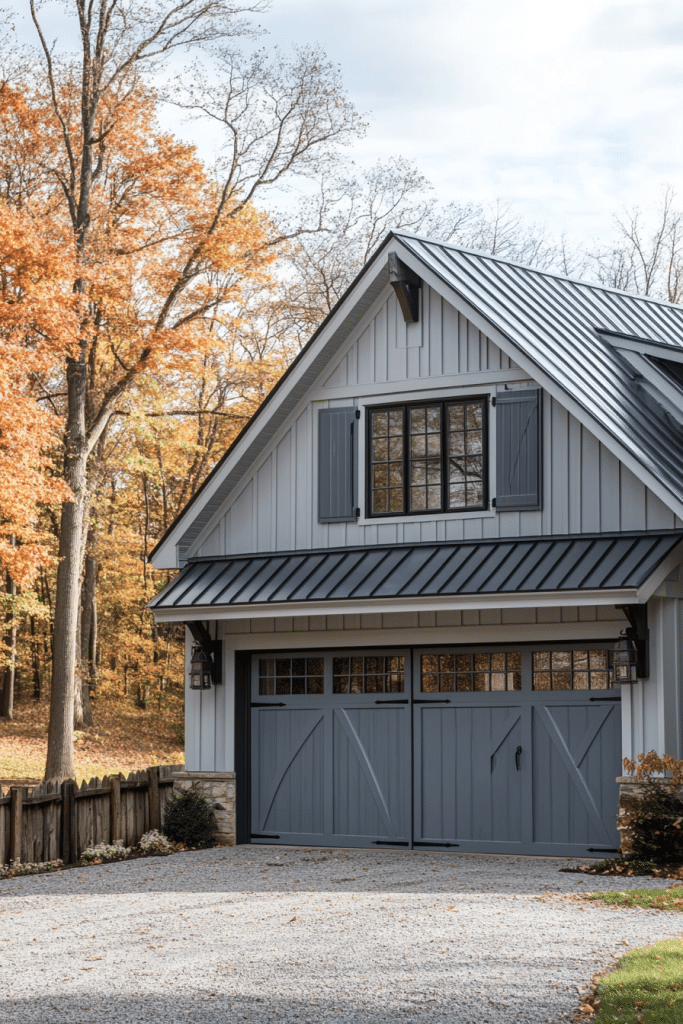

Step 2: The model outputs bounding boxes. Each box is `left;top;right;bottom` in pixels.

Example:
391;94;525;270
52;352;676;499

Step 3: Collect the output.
585;887;683;912
596;938;683;1023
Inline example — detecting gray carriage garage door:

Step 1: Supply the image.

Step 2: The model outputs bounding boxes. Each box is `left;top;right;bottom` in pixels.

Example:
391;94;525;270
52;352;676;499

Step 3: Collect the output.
250;646;622;857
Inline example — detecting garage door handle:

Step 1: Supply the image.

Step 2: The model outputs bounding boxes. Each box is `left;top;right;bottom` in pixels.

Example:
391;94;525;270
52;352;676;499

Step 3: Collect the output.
589;696;620;702
515;745;522;771
414;699;451;704
251;702;286;707
376;699;409;704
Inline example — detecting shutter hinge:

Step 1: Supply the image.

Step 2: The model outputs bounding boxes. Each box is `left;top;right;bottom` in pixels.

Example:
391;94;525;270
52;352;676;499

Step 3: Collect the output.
491;498;496;509
355;408;361;419
355;507;361;518
491;396;496;406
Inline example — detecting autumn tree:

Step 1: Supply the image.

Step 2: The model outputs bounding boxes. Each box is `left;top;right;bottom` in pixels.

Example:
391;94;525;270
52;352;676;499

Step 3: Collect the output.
7;1;364;780
0;202;77;717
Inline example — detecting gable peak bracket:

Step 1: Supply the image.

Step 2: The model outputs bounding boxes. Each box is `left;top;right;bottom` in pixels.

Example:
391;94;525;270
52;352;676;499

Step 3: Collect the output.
616;603;649;679
388;252;421;323
186;620;222;684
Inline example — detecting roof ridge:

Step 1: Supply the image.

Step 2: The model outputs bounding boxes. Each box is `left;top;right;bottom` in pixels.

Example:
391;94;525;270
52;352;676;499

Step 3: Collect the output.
393;230;683;313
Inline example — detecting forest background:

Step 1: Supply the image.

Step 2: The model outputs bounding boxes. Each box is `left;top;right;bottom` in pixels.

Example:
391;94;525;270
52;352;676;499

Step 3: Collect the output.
1;0;683;783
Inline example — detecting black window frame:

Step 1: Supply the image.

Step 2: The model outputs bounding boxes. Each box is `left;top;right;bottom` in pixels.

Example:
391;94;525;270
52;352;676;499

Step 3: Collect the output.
365;396;489;518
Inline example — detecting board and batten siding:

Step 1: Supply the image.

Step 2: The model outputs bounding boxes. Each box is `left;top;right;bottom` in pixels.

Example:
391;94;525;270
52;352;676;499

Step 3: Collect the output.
188;286;682;560
192;390;682;559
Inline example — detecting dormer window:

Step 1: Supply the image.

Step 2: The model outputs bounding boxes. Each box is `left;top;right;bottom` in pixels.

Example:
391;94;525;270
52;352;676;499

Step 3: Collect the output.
367;398;488;516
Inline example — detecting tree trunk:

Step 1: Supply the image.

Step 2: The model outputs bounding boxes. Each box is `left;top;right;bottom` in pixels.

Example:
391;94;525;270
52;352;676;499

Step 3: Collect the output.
45;360;88;781
0;571;16;721
31;616;41;701
79;539;97;729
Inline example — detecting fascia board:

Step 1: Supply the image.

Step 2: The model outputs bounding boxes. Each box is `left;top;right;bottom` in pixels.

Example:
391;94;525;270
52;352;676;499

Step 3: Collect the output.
392;241;683;524
150;587;639;623
150;243;395;568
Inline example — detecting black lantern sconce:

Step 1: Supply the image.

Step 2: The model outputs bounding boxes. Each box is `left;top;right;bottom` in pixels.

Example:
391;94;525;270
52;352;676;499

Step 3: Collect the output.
611;604;649;685
189;644;213;690
185;621;222;689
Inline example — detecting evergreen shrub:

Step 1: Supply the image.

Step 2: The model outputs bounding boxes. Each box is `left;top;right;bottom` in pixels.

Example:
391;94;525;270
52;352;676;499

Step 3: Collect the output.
162;788;217;849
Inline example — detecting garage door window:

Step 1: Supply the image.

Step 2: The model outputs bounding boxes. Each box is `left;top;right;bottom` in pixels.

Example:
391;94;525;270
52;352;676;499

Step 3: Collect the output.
532;650;614;690
333;655;405;694
259;657;324;695
421;652;522;692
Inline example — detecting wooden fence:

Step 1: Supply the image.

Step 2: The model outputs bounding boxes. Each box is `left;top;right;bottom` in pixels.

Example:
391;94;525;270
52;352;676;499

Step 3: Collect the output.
0;764;184;866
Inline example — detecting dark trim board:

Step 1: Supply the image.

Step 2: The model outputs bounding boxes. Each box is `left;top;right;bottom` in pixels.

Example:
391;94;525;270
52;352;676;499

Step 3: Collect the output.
234;650;252;845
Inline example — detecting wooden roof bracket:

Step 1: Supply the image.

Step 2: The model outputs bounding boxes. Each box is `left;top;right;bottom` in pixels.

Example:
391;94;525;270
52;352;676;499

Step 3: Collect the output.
616;603;649;679
186;620;223;684
388;252;421;323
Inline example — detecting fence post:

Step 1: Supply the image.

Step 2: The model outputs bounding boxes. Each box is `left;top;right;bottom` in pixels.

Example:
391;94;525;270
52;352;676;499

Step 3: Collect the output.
109;775;121;843
9;787;23;863
60;781;77;865
148;766;160;832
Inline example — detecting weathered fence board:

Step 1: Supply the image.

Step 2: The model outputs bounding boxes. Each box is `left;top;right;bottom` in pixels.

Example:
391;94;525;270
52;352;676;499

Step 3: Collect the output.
0;764;183;866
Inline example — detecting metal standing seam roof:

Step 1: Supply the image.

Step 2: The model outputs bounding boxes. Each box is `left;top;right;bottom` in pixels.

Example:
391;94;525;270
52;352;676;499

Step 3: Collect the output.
398;234;683;512
148;532;682;611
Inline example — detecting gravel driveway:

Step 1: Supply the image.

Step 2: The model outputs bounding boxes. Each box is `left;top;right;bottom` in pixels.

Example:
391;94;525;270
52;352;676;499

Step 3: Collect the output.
1;845;680;1024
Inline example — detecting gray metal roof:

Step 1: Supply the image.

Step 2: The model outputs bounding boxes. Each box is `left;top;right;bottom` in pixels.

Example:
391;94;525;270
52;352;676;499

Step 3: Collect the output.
149;531;682;611
398;234;683;513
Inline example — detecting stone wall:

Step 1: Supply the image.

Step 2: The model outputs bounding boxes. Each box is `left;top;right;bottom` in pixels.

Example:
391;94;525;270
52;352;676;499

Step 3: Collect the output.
616;775;672;855
172;771;236;846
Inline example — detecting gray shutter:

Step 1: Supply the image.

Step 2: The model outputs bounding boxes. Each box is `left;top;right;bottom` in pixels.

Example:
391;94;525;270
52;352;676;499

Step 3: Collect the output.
318;407;358;522
495;389;542;510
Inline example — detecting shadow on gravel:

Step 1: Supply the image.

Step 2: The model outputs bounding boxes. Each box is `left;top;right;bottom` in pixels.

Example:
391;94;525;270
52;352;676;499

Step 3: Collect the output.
0;847;594;899
0;989;556;1024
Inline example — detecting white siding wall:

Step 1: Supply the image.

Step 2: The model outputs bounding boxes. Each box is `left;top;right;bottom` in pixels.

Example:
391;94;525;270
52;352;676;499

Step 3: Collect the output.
622;596;683;764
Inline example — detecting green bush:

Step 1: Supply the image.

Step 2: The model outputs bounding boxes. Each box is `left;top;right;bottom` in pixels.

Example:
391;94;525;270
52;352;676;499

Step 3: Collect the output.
162;788;217;849
627;779;683;864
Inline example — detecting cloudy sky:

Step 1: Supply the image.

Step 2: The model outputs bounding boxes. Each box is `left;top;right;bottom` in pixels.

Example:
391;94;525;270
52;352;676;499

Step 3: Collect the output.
11;0;683;245
258;0;683;243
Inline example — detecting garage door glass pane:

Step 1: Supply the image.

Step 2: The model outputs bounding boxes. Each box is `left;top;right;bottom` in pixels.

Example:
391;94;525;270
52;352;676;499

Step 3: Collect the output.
259;656;324;695
421;652;521;691
333;655;405;694
532;650;614;690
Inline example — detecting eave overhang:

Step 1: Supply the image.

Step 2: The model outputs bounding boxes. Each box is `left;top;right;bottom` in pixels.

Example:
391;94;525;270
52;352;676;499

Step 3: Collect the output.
149;531;683;622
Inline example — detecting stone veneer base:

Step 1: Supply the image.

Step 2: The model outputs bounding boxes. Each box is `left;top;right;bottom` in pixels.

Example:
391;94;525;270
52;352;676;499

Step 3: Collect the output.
616;775;673;856
172;772;236;846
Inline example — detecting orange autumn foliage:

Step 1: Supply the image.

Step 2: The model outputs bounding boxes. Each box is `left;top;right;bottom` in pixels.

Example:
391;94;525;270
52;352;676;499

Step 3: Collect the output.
0;203;75;586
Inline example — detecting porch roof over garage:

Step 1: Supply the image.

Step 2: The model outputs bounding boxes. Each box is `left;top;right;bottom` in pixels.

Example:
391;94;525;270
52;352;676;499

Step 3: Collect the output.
149;530;683;621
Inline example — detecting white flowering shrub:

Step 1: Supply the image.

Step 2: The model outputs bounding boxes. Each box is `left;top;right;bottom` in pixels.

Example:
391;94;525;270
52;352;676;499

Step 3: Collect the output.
80;840;131;863
138;830;175;855
0;859;63;878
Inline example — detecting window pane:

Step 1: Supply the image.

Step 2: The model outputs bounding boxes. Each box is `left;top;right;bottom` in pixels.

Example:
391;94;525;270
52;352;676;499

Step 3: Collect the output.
372;411;388;436
373;490;388;514
334;655;405;694
447;400;486;509
532;649;614;690
388;410;403;433
371;408;404;515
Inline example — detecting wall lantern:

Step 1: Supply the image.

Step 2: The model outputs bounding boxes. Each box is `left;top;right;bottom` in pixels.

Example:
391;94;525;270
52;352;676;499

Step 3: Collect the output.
189;644;213;690
185;621;222;689
610;631;639;685
612;604;649;685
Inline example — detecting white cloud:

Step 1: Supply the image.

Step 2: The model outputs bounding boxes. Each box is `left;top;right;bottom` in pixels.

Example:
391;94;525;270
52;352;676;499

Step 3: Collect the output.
7;0;683;244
